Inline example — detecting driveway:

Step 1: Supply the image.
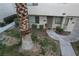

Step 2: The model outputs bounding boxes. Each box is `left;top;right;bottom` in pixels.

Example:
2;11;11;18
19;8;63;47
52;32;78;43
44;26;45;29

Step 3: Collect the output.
47;30;76;56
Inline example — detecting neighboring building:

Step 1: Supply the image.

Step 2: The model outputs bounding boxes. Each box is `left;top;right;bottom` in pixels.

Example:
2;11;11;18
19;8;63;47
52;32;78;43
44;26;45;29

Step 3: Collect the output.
0;3;79;32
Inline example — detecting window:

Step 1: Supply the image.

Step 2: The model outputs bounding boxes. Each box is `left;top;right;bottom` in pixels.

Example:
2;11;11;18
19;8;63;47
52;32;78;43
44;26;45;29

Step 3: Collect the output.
32;3;38;6
27;3;38;6
55;17;63;24
35;16;39;23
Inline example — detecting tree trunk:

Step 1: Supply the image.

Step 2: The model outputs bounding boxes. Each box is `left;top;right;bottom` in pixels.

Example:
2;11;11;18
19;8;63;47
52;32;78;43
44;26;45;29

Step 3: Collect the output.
15;3;33;50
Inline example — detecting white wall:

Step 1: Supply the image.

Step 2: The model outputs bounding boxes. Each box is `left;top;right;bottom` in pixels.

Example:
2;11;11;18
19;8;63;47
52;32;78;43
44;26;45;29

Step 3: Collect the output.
39;16;47;25
0;3;16;20
65;17;77;32
28;3;79;16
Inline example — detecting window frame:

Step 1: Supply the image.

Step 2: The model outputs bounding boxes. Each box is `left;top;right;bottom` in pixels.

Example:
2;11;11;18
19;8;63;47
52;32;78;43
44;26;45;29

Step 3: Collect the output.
27;3;38;6
55;17;63;24
35;16;39;24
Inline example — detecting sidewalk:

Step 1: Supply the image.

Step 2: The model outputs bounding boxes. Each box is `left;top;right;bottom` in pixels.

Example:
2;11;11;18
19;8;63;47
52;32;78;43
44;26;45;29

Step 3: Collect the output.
47;30;76;56
0;22;15;33
0;22;15;40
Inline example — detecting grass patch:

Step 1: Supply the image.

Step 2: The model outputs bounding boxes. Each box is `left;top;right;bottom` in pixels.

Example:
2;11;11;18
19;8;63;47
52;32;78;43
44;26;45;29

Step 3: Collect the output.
71;41;79;56
0;39;23;56
0;28;23;56
5;28;21;39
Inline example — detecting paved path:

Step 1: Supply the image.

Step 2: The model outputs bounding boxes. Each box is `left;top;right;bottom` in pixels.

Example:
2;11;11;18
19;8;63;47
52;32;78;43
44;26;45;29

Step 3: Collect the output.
59;19;79;43
0;22;15;33
0;22;15;40
66;19;79;42
47;30;76;56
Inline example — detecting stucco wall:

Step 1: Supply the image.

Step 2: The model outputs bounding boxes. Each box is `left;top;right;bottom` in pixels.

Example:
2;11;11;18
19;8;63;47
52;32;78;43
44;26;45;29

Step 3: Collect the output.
39;16;47;25
65;17;77;32
28;3;79;16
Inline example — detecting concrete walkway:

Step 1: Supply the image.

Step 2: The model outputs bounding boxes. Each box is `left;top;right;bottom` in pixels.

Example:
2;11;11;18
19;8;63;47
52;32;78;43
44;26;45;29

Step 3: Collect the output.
47;30;76;56
21;34;33;50
0;22;15;33
0;22;15;40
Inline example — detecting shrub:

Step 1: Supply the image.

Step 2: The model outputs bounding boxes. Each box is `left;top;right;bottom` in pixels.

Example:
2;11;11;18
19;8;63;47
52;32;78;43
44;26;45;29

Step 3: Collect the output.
39;38;49;55
39;25;43;30
0;22;5;27
31;32;38;43
4;14;17;24
14;18;19;27
0;40;22;56
56;26;64;33
40;38;49;48
5;29;21;39
32;24;37;29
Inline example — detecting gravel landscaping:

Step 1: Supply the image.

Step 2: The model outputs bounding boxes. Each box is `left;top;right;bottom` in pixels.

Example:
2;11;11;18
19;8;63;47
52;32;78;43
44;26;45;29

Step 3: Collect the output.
30;29;60;56
0;27;60;56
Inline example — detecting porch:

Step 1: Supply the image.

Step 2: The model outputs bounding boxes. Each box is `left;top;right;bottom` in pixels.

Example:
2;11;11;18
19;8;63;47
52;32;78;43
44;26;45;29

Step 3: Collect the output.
47;16;77;32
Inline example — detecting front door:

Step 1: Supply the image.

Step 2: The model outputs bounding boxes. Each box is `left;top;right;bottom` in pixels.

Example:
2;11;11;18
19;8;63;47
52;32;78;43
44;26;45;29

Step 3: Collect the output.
47;16;53;29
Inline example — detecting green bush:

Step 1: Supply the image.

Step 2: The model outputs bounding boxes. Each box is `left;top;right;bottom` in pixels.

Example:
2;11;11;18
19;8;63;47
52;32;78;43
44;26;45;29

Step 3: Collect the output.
5;29;21;39
31;32;38;43
39;25;43;30
0;39;22;56
56;26;64;33
14;18;19;27
0;22;5;27
40;38;49;48
32;24;37;29
39;38;49;55
4;14;17;24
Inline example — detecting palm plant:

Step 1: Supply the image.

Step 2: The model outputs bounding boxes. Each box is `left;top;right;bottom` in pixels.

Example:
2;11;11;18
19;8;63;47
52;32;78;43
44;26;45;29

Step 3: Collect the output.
15;3;33;50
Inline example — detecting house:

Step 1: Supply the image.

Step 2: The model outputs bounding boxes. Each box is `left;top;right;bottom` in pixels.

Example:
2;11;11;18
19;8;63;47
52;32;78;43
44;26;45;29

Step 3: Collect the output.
27;3;79;32
0;3;79;32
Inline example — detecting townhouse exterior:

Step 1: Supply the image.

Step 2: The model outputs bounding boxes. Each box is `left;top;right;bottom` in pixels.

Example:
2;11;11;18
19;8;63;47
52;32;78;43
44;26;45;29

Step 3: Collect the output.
0;3;79;32
27;3;79;32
